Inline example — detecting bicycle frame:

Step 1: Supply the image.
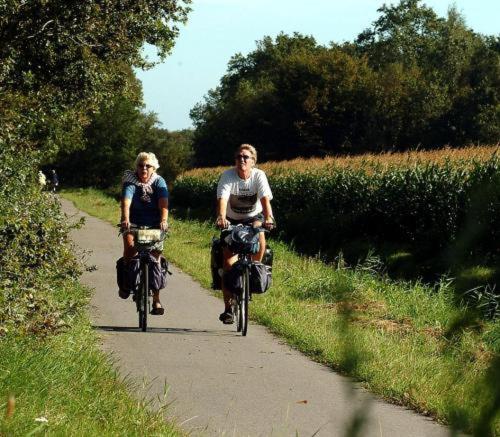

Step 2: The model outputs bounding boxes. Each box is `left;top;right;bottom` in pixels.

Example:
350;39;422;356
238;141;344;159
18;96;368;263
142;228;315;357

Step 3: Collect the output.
221;224;267;336
135;245;153;331
119;225;166;332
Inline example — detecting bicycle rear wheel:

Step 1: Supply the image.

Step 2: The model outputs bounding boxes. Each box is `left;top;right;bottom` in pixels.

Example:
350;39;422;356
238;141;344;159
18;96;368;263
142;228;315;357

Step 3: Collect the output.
139;262;148;332
241;266;250;336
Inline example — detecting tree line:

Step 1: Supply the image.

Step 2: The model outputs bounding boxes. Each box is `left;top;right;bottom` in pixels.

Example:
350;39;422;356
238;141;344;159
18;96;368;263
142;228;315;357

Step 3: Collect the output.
0;0;191;328
0;0;193;190
190;0;499;166
56;91;194;189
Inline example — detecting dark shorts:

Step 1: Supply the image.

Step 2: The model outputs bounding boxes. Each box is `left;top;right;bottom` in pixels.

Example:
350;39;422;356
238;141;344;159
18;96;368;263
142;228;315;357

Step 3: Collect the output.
227;213;264;226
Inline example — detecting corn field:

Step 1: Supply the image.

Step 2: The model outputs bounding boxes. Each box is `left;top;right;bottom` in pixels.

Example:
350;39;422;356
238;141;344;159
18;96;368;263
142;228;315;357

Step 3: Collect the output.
173;145;500;275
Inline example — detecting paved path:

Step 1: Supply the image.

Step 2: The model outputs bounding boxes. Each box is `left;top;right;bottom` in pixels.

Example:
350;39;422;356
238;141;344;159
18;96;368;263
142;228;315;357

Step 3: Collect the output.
63;198;452;437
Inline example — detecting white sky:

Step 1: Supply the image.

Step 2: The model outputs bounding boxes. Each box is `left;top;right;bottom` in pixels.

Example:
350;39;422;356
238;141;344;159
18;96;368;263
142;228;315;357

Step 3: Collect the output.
135;0;500;131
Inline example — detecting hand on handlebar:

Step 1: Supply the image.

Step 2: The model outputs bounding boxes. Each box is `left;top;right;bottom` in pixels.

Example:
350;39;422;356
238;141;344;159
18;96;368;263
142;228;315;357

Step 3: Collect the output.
216;215;230;229
120;220;130;232
160;220;169;232
263;216;275;231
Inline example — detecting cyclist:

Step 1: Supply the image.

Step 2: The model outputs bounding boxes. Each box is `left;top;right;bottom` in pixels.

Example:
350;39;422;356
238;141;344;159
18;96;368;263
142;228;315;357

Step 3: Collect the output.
120;152;169;315
216;144;275;324
50;169;59;192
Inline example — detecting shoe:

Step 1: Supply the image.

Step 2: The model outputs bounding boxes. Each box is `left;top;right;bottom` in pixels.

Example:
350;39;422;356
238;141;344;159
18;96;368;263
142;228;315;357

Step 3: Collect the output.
151;303;165;315
118;288;130;299
219;310;234;324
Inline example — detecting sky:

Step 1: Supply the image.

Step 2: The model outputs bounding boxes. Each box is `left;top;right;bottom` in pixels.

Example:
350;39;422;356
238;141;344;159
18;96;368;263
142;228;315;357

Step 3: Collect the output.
135;0;500;131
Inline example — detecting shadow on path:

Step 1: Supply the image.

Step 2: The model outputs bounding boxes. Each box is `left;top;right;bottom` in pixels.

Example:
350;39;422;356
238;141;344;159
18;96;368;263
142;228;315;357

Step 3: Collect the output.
93;325;238;336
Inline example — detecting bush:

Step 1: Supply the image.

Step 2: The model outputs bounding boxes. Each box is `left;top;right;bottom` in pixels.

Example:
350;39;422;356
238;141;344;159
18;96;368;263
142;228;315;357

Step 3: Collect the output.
0;147;84;337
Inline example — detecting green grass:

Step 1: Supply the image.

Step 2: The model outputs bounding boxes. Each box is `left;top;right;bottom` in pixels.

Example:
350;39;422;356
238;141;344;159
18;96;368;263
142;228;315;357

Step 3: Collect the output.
0;187;183;436
0;283;181;436
62;188;500;436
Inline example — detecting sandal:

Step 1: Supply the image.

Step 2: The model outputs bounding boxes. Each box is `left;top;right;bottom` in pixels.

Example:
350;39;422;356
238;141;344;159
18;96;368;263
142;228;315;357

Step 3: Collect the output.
219;310;234;324
151;302;165;316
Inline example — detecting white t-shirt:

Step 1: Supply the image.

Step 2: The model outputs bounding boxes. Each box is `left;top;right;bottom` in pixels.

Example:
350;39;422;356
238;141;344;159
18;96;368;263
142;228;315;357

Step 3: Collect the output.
217;168;273;220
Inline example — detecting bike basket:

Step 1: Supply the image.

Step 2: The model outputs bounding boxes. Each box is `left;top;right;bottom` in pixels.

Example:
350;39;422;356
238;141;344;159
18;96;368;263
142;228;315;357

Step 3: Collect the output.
224;226;260;254
136;229;162;244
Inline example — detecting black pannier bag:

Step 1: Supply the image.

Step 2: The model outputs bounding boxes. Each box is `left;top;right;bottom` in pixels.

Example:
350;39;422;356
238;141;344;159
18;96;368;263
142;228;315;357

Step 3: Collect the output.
250;262;272;294
262;246;273;266
211;237;223;290
223;263;243;295
116;257;140;292
116;255;168;292
148;254;169;290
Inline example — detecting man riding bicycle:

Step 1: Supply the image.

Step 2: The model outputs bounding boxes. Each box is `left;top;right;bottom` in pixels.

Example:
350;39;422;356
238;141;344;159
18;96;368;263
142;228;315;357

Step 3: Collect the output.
216;144;275;324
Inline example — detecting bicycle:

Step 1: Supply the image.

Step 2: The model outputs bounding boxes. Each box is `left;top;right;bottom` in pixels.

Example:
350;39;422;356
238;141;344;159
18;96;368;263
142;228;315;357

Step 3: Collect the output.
220;224;268;336
119;226;167;332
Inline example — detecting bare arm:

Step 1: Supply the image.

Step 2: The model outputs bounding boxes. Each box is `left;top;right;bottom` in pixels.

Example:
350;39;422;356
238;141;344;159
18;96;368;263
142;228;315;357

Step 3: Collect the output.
260;196;275;229
120;198;131;230
216;197;230;228
158;197;169;231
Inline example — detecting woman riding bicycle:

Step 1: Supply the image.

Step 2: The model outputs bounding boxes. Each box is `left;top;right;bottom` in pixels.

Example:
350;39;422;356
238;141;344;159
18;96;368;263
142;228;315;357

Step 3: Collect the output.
216;144;275;324
120;152;169;315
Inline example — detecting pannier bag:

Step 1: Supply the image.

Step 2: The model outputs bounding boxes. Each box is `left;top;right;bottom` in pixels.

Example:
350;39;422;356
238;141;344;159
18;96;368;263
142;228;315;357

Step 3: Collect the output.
250;262;272;294
262;246;273;266
224;226;260;254
116;257;140;292
116;255;169;292
223;263;244;295
211;237;223;290
148;254;169;291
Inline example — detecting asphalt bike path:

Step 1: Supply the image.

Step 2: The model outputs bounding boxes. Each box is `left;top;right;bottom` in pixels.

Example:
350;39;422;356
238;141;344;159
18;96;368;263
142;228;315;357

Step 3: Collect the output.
63;198;452;437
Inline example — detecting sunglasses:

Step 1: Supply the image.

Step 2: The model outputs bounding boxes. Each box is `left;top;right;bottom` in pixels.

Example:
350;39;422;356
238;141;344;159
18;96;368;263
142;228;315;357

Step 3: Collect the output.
235;154;252;161
137;164;153;169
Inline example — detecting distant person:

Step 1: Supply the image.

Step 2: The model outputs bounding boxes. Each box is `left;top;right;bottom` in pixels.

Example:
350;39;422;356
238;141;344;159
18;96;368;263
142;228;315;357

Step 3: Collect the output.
50;169;59;192
38;170;47;188
215;143;275;324
120;152;169;315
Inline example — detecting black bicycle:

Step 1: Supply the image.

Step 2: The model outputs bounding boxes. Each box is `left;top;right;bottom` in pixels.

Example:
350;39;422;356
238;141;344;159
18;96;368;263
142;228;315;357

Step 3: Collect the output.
221;224;267;336
120;226;166;332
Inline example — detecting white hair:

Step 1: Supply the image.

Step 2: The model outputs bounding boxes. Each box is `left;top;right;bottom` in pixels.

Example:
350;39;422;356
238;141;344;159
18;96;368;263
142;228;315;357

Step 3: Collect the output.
134;152;160;170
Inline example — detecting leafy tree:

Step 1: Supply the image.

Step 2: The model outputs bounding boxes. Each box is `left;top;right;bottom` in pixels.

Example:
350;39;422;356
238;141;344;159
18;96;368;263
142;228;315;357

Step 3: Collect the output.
355;0;444;69
190;1;499;165
1;0;191;158
190;33;362;163
58;93;194;189
148;128;194;184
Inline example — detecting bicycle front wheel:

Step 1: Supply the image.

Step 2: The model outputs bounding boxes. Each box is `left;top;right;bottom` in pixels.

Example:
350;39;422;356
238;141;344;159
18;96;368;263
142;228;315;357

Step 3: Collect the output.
139;262;149;332
241;266;250;336
233;295;241;332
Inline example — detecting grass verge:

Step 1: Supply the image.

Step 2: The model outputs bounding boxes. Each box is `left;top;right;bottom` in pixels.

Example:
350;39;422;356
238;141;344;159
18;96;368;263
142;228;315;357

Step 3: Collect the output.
62;188;500;436
1;297;180;435
0;208;182;436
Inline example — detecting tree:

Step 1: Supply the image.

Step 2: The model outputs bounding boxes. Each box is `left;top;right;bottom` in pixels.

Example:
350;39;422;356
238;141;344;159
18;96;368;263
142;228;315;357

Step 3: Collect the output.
58;93;194;188
190;2;499;166
1;0;191;158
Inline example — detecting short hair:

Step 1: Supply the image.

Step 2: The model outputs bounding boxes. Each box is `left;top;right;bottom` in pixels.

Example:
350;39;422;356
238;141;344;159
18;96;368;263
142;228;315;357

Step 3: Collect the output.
134;152;160;170
236;144;257;163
